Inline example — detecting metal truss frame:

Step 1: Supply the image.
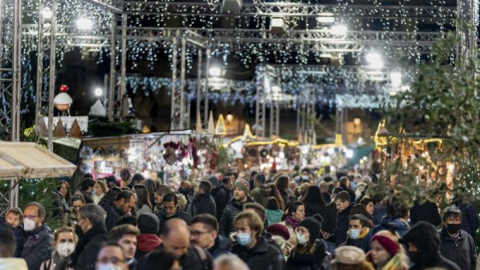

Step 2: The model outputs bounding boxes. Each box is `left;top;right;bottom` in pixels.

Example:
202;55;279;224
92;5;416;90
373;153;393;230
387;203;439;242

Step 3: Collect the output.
255;66;266;137
82;0;123;14
123;1;456;21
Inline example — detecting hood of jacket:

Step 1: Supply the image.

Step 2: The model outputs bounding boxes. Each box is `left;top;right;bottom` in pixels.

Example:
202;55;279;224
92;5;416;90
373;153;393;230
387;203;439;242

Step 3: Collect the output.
137;234;161;252
380;216;410;235
254;185;272;196
192;193;212;203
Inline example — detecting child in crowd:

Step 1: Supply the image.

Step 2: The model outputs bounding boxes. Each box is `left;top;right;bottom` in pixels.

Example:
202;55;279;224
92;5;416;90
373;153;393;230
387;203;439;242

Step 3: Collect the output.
266;197;283;226
3;207;25;257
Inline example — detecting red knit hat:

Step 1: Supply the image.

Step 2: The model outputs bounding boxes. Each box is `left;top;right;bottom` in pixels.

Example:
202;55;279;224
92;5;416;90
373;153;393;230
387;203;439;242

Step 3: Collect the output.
267;224;290;241
371;234;398;256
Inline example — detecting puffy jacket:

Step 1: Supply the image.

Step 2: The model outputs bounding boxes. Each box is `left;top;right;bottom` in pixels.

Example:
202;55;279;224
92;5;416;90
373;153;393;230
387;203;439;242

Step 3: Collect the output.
232;236;285;270
21;224;54;270
156;207;192;234
70;225;108;270
219;197;254;237
439;228;477;270
211;185;230;221
207;235;232;258
361;216;410;252
250;186;272;208
190;193;216;217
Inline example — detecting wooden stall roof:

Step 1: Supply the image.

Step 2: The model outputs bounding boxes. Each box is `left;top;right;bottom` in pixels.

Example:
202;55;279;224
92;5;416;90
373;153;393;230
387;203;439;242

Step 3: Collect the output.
0;142;77;179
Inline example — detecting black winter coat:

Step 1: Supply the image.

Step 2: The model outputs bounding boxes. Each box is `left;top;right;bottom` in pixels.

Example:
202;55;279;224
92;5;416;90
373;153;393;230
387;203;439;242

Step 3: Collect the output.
211;185;230;221
190;193;216;217
207;235;232;259
219;197;254;237
70;225;109;270
410;254;461;270
332;205;352;247
286;240;327;270
21;224;53;270
156;207;192;234
439;228;477;270
232;236;285;270
410;200;441;226
104;203;124;231
322;201;337;235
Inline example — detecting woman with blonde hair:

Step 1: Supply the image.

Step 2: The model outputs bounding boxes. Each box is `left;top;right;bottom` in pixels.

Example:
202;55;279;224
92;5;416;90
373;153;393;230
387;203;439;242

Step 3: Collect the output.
367;230;409;270
92;180;108;204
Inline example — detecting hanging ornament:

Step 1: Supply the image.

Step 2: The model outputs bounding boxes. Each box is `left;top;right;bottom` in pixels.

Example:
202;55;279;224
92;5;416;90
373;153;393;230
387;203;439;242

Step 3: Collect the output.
107;146;118;157
79;145;94;160
260;148;269;158
53;85;73;112
94;147;106;157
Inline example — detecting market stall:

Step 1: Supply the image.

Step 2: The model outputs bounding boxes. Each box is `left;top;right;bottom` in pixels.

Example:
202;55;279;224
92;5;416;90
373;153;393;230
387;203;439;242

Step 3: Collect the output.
0;142;76;214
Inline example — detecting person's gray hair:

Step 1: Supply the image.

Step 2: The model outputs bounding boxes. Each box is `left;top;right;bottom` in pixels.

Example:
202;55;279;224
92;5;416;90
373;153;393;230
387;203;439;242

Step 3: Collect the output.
214;254;249;270
78;203;106;226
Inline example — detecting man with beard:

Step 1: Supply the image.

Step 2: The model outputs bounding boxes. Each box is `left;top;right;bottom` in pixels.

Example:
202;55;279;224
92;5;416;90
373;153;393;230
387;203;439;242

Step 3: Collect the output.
104;191;136;231
219;179;254;237
108;224;140;270
189;181;216;217
160;218;213;270
70;204;108;269
156;193;192;234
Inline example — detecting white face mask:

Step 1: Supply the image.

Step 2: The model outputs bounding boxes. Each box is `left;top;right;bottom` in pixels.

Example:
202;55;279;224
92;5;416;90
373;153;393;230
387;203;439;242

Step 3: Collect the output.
23;219;36;231
57;242;75;258
96;263;123;270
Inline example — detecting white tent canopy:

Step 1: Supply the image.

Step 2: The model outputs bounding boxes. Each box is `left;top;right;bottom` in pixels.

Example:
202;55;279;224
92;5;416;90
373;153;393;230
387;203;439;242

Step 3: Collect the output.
0;142;76;179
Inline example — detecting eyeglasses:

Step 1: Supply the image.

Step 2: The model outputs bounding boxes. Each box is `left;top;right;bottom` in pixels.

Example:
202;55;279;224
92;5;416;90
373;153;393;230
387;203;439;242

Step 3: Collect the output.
97;257;126;264
190;230;211;237
25;215;37;220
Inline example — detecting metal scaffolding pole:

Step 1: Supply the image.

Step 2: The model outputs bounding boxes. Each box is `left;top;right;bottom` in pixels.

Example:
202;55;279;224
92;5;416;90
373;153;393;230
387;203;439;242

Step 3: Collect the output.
203;48;210;129
35;0;44;133
255;65;266;137
180;38;187;129
269;102;279;137
10;0;22;142
196;49;202;131
119;13;127;121
47;0;57;151
108;15;117;121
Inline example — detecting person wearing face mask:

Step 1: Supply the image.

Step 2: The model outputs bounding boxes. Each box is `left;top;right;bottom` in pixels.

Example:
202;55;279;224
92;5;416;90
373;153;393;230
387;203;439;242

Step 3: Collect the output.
96;243;128;270
20;202;54;270
286;215;326;269
105;191;136;231
400;221;460;270
439;206;477;270
40;227;77;270
231;211;284;270
340;214;372;248
70;204;109;270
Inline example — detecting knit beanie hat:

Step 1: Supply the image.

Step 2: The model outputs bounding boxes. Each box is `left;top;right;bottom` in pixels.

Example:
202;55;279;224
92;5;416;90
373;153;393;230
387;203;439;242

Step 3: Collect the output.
138;213;160;234
298;215;322;243
234;179;250;195
267;224;290;241
371;234;398;256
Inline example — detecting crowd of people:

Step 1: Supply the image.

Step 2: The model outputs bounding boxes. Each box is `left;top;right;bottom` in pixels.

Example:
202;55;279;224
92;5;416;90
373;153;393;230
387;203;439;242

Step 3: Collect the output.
0;166;478;270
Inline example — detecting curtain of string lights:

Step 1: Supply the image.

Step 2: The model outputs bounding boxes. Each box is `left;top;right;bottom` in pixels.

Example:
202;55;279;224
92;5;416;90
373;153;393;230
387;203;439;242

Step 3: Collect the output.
0;0;478;139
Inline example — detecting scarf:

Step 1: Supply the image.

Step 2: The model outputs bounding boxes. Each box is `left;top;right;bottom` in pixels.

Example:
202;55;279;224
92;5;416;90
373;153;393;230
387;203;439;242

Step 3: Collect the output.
285;215;300;230
382;253;407;270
